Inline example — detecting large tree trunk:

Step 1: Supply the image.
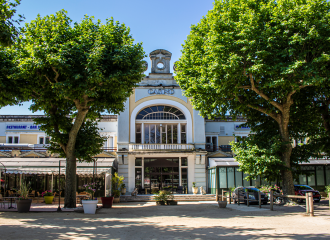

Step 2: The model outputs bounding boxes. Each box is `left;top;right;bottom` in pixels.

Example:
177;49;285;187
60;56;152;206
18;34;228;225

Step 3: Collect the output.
278;110;295;196
64;99;89;208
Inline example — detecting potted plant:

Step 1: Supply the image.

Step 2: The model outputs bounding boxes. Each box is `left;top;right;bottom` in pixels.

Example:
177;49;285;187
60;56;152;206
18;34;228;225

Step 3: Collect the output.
121;183;126;195
192;182;198;194
81;183;98;214
101;193;114;208
16;181;32;213
111;173;124;203
154;190;177;205
41;190;54;204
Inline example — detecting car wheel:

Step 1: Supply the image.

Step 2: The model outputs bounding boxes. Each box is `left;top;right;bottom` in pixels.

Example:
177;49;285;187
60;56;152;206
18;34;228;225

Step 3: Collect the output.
262;201;267;205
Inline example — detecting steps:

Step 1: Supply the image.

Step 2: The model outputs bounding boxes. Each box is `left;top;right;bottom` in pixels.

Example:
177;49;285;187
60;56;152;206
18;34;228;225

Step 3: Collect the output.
120;194;216;202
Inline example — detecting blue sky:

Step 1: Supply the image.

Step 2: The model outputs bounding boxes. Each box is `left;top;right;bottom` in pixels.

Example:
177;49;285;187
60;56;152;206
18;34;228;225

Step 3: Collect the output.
0;0;215;115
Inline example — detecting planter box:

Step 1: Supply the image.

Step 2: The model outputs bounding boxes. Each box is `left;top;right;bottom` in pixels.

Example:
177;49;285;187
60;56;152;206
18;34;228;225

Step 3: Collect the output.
82;200;98;214
121;188;126;195
156;201;165;205
166;200;178;205
218;201;227;208
44;196;54;204
101;197;114;208
17;199;32;213
192;187;198;195
113;197;120;203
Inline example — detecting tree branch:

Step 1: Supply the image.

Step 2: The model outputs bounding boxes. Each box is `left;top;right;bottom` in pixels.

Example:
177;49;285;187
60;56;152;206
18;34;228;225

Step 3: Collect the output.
51;66;59;83
248;73;284;112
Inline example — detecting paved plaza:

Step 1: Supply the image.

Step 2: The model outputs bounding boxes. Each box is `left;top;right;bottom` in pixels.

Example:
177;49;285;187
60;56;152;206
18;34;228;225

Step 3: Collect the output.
0;200;330;239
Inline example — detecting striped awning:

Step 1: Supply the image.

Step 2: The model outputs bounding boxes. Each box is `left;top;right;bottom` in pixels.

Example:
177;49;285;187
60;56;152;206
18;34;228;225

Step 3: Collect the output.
0;158;115;175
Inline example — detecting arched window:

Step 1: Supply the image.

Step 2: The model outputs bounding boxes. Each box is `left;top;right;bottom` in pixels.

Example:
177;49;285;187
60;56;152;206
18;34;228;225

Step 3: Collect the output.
135;105;187;144
136;105;186;120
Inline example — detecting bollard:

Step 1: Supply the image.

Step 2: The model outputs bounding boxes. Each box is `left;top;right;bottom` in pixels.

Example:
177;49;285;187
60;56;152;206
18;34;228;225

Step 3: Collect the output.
258;191;261;208
270;190;273;211
247;191;250;207
238;190;240;205
306;194;309;214
309;192;314;217
328;193;330;210
229;190;231;204
222;189;224;201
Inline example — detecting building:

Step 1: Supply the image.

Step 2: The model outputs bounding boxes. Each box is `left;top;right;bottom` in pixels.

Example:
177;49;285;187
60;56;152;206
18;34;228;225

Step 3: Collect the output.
0;49;330;197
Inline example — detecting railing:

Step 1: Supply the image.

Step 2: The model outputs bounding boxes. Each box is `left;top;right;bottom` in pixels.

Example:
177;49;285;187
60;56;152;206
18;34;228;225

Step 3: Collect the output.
0;146;117;152
130;144;195;151
206;145;232;152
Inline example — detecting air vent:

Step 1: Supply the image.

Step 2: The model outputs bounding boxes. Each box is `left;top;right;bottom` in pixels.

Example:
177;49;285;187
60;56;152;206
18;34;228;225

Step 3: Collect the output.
220;126;225;135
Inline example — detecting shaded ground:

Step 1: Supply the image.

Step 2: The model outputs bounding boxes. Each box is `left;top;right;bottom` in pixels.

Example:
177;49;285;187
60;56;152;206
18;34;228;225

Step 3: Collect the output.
0;200;329;240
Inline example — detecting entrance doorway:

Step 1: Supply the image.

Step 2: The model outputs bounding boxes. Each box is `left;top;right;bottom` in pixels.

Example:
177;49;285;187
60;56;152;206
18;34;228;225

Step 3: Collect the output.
144;158;179;194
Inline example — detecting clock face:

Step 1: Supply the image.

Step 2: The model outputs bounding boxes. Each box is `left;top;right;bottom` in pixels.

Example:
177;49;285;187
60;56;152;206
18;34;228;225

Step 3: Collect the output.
157;61;165;70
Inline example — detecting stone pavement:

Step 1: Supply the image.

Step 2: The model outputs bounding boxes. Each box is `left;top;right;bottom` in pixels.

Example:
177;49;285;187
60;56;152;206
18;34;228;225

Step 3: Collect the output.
0;200;329;239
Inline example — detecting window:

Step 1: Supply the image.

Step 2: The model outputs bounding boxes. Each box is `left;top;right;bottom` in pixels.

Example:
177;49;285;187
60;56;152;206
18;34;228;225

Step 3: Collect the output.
181;124;186;144
39;137;44;144
8;136;18;143
45;137;50;144
136;124;141;144
136;105;186;120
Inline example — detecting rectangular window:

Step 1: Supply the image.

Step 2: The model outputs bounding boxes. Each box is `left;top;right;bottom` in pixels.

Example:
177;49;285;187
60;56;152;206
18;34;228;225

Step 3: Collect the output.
45;137;50;144
135;158;142;166
167;124;172;143
8;136;13;143
136;124;141;144
181;157;188;166
316;166;324;186
181;124;186;144
227;167;235;188
14;136;19;144
173;124;178;143
144;124;149;144
326;166;330;185
135;168;142;189
219;167;227;188
235;167;242;187
243;173;250;187
39;137;44;144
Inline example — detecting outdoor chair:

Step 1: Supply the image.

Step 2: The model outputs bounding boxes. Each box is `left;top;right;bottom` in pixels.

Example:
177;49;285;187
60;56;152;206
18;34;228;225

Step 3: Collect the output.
28;190;35;198
36;192;40;203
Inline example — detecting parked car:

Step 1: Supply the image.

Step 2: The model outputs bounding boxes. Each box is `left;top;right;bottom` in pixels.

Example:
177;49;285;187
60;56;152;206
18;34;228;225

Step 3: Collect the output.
294;185;321;203
232;186;268;205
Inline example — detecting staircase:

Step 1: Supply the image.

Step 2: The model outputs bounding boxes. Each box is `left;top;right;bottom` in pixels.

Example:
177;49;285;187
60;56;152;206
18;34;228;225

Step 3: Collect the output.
120;194;216;202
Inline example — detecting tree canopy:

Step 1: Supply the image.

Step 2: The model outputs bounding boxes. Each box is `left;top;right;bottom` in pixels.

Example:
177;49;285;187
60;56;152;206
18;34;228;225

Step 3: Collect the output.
0;0;23;47
175;0;330;194
13;10;145;207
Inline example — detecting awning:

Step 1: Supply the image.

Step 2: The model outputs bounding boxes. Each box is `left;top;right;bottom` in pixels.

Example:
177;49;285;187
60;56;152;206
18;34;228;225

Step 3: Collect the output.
209;158;237;168
0;158;115;175
208;157;330;168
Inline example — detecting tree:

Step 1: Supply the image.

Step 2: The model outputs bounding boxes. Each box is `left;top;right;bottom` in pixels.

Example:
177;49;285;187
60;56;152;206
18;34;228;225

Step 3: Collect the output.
0;0;24;108
175;0;330;195
0;0;24;47
14;10;145;207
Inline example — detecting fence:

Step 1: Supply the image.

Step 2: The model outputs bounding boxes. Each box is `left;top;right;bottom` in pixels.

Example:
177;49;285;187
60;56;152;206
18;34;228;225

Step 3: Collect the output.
219;189;315;217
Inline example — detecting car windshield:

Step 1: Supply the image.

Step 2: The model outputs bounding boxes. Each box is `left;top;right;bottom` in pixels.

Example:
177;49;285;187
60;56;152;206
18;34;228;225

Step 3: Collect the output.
295;185;313;190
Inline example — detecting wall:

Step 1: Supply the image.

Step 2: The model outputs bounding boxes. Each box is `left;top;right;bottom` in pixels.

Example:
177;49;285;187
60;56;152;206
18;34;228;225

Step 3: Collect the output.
20;134;38;144
218;136;235;145
0;136;5;143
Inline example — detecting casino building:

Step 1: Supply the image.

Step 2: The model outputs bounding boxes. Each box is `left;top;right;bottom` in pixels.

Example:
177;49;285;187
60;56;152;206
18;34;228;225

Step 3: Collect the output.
0;49;329;197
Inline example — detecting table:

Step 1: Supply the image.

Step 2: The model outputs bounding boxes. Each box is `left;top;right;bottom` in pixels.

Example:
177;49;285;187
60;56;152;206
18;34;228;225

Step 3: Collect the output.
3;197;18;209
